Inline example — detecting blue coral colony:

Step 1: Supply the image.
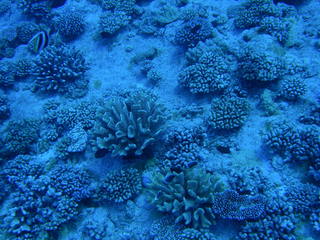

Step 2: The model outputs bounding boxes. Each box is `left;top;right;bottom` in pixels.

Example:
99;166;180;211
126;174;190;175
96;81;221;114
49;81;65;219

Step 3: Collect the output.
0;0;319;239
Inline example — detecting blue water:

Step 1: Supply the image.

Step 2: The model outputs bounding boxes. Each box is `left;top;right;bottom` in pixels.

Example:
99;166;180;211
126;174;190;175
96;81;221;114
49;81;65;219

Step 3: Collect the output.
0;0;319;239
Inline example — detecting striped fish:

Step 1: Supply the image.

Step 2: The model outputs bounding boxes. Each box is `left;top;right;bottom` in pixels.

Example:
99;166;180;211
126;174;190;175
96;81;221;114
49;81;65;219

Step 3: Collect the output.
29;30;49;54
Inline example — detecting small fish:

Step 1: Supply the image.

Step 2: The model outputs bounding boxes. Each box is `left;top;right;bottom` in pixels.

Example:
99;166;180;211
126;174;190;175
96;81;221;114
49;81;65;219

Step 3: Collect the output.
29;30;49;54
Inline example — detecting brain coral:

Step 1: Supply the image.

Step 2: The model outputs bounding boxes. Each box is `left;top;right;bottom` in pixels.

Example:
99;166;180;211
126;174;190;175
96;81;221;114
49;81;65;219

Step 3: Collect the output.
146;167;224;229
93;89;166;157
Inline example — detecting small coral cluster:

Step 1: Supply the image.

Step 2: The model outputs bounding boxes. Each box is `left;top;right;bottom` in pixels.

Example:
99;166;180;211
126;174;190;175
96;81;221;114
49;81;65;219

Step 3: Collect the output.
55;11;86;40
237;196;298;240
265;122;320;183
93;89;166;157
208;96;250;130
162;126;206;171
1;156;91;240
98;0;137;36
234;0;280;29
33;44;89;98
0;119;40;158
94;168;141;203
175;17;213;48
146;167;224;229
279;77;306;100
179;49;231;94
238;47;285;83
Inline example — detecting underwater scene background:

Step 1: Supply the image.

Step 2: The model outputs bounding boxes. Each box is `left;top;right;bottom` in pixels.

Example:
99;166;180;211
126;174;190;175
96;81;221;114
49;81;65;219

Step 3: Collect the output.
0;0;319;239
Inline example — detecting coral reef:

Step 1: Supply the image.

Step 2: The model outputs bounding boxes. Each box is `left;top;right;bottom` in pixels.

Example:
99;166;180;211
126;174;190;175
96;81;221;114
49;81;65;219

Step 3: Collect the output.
33;44;89;98
93;89;166;157
0;95;10;122
285;182;319;215
150;216;181;240
238;47;285;83
1;157;90;240
177;228;216;240
0;62;15;88
208;96;250;130
175;17;213;48
265;123;320;163
146;167;224;229
227;167;270;196
179;49;231;94
17;0;65;19
237;196;298;240
55;11;86;40
162;126;206;171
234;0;280;29
94;168;141;203
212;190;266;221
13;59;34;79
299;106;320;126
279;77;306;101
0;119;40;158
44;100;98;134
16;22;40;44
0;0;10;16
99;11;131;36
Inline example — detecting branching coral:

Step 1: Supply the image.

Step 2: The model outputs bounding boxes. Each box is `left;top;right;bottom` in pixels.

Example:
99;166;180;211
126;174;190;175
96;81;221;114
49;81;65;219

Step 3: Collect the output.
99;11;131;36
179;50;231;94
146;167;224;229
0;119;40;158
1;159;91;240
264;123;320;162
33;44;89;98
175;17;213;48
94;168;141;203
279;77;306;101
93;89;166;157
234;0;280;29
208;96;250;130
237;196;298;240
55;11;86;40
238;47;285;83
162;127;206;171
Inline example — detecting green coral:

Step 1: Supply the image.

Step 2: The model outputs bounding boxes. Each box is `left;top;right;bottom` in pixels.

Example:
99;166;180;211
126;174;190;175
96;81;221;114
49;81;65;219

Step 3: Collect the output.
146;167;224;229
93;89;166;157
